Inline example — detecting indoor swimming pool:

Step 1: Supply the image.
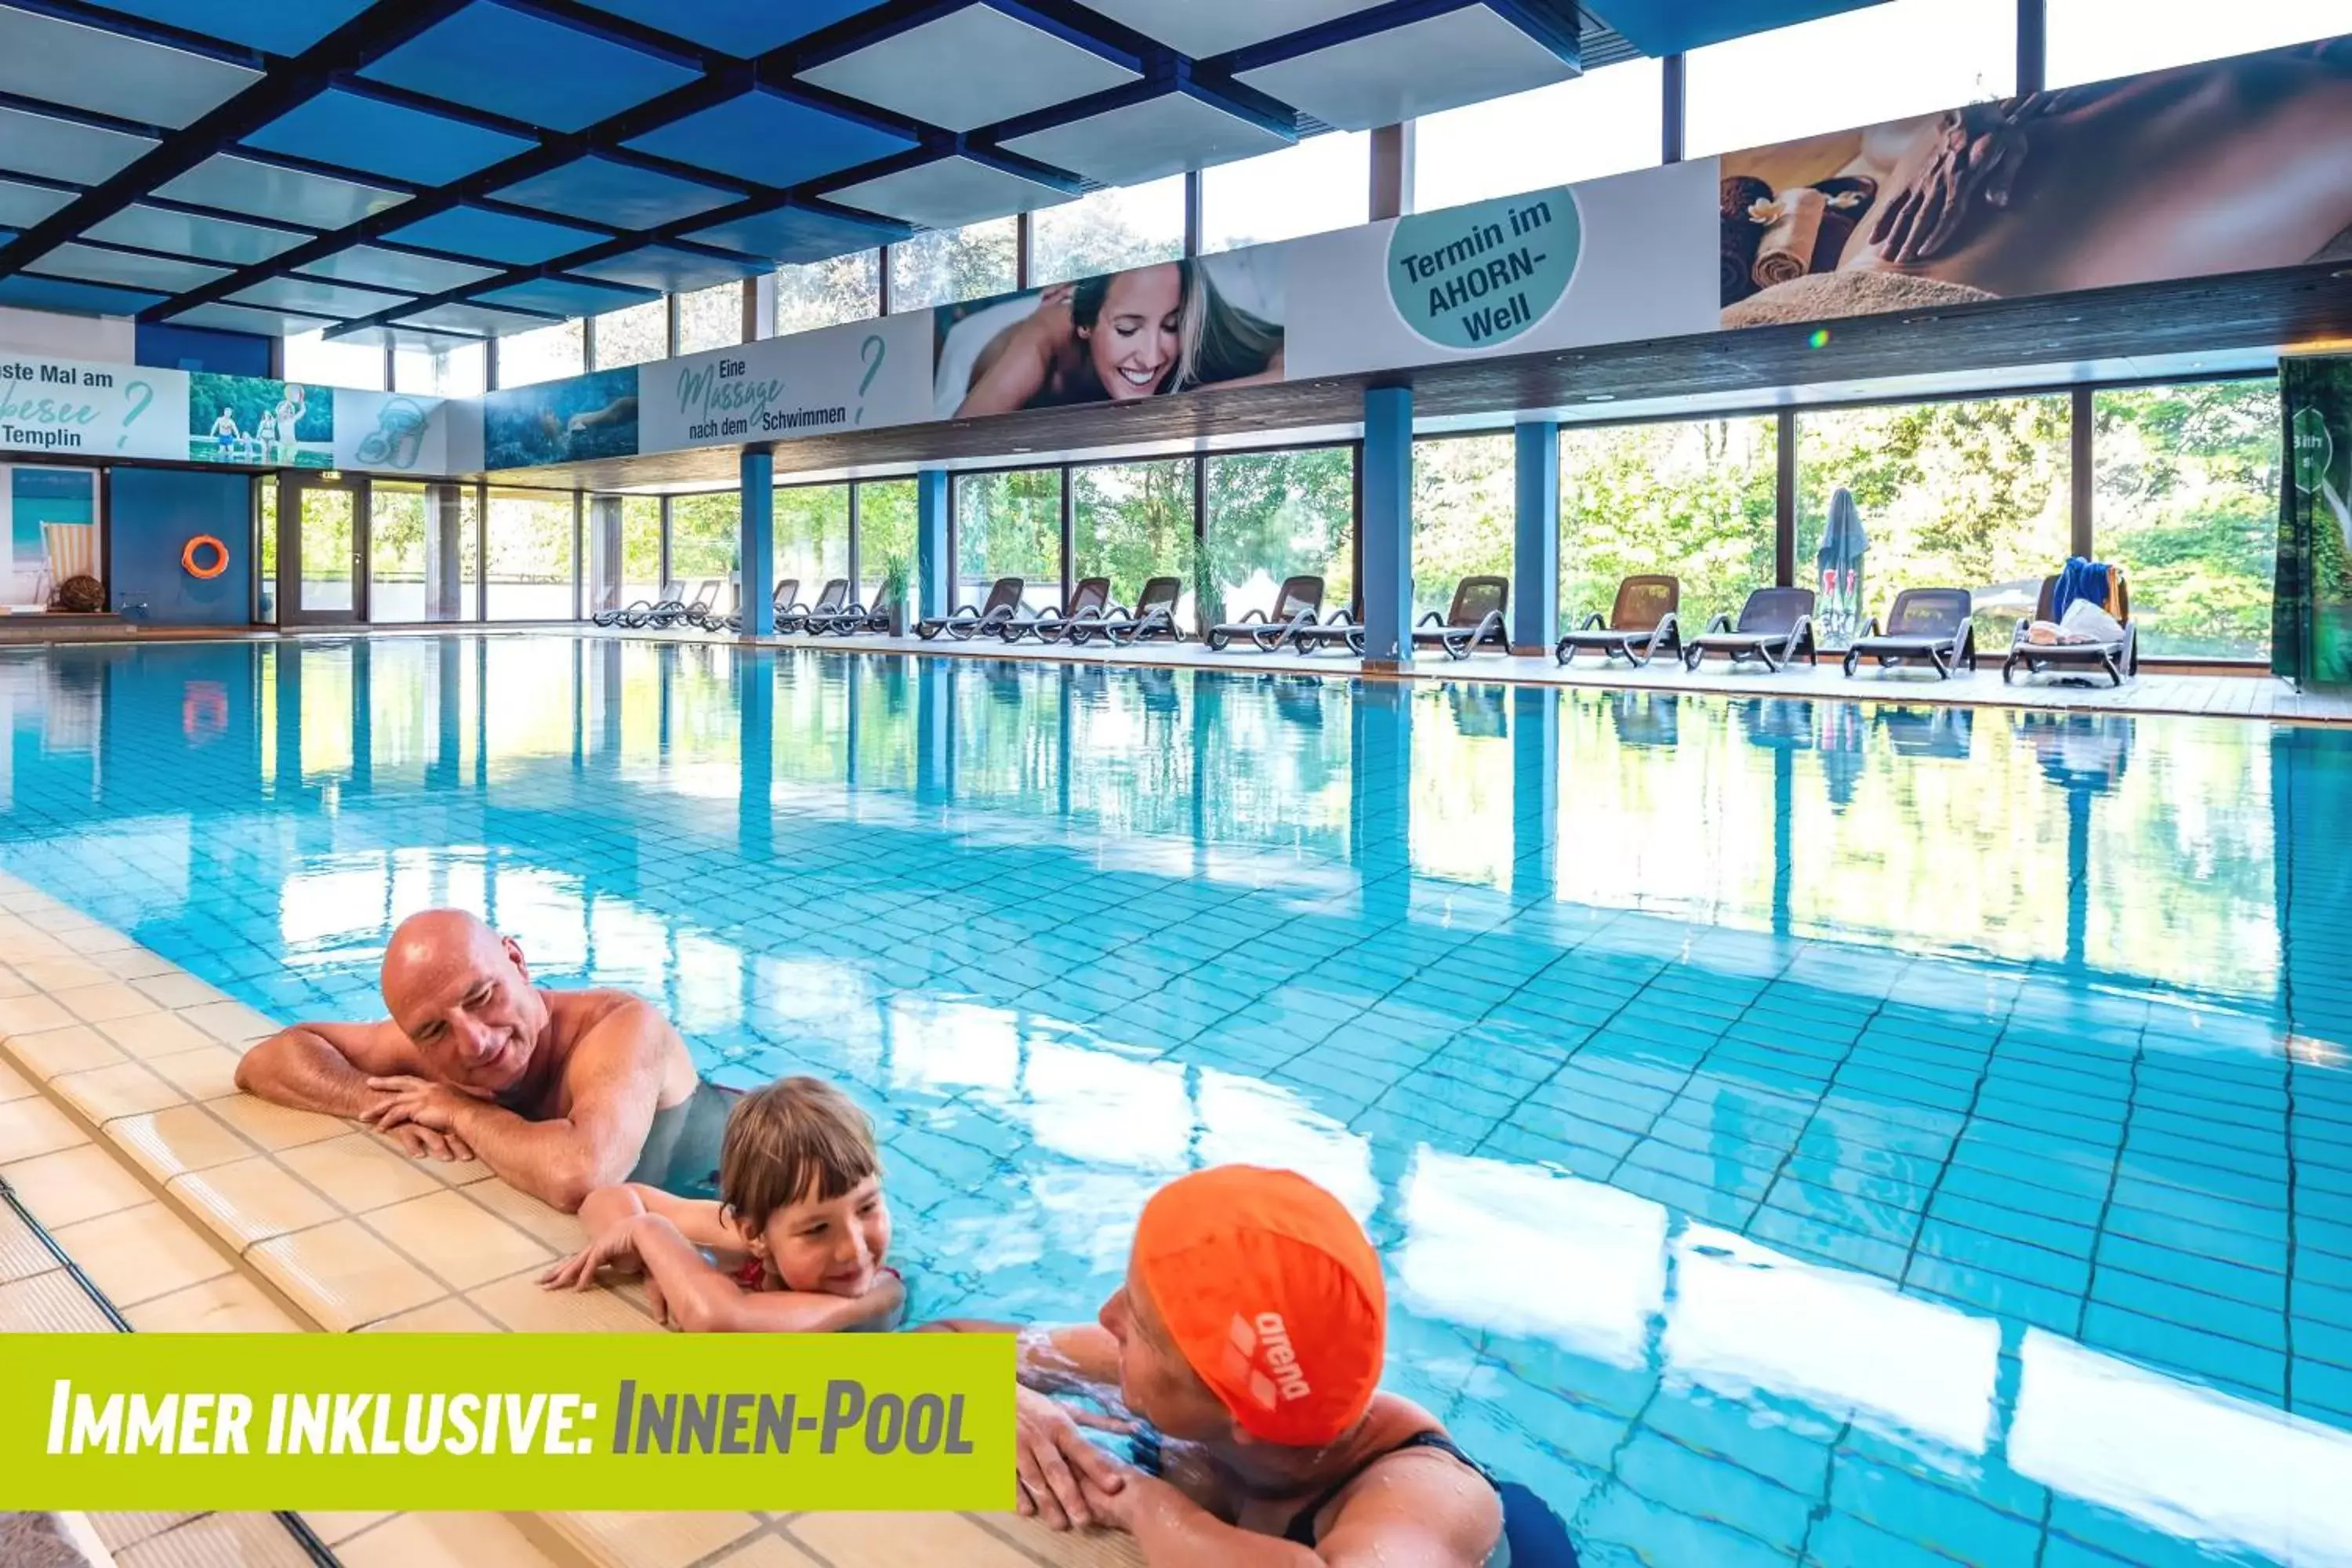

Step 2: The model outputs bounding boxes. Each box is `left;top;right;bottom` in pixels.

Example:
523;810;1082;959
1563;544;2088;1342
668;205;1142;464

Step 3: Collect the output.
2;634;2348;1568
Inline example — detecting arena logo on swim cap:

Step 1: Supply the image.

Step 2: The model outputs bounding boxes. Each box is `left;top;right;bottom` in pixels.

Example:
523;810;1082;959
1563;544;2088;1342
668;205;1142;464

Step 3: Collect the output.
1223;1314;1312;1409
1386;186;1581;352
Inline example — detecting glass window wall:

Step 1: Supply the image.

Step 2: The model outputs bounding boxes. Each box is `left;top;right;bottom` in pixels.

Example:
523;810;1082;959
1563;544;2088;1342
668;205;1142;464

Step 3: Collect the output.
1073;459;1197;630
392;340;487;397
1033;176;1187;284
1203;446;1355;622
2092;377;2280;660
1560;417;1778;633
1795;395;2071;647
775;484;851;604
283;329;385;391
368;481;428;622
1200;133;1370;254
856;479;918;606
774;254;879;335
954;469;1063;613
1686;0;2015;156
497;321;585;388
591;299;668;369
2049;0;2343;86
890;220;1018;314
1415;61;1664;209
485;488;577;620
622;496;662;604
677;282;744;354
1413;434;1514;619
670;492;740;614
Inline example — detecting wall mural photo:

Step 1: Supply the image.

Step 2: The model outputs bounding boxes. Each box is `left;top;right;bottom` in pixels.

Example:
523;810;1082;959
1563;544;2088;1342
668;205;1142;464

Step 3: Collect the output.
934;249;1286;419
1719;38;2352;327
188;374;333;467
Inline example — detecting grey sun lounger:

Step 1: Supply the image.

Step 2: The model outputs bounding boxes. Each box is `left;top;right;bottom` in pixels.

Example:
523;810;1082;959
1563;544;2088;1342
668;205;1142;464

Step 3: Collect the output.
1842;588;1977;680
1556;575;1681;666
918;576;1024;640
720;578;806;633
787;579;856;633
1004;577;1110;643
809;579;909;637
1414;575;1512;659
1683;586;1819;672
600;578;682;629
2003;575;2136;687
672;578;726;630
1207;575;1327;652
1078;575;1184;646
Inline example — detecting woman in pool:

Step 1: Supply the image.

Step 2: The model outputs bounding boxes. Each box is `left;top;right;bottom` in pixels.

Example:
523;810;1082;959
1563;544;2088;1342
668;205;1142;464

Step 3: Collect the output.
953;260;1283;418
540;1074;903;1332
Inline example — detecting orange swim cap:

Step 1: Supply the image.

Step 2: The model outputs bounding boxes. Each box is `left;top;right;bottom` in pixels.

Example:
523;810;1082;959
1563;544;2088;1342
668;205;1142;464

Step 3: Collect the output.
1131;1165;1385;1447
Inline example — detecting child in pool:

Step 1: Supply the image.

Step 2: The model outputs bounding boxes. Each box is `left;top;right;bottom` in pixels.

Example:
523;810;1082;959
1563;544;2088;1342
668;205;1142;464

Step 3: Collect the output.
539;1075;902;1332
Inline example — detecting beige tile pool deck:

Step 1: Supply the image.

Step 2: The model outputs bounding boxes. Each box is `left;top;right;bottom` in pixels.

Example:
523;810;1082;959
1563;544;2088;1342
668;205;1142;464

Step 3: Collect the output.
0;869;1142;1568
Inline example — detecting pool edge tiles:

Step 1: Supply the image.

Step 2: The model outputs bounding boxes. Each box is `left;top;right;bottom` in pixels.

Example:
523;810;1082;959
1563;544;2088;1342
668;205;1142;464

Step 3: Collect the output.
0;867;1146;1568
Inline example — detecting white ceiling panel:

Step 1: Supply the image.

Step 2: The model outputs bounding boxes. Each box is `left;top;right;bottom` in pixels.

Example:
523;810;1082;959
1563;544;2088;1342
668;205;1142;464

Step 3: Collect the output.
799;5;1138;133
826;155;1076;230
1238;6;1576;131
999;91;1294;187
1073;0;1393;59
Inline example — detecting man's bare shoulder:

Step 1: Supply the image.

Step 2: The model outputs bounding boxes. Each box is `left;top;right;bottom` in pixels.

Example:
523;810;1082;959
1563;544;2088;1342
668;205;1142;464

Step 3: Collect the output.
542;990;695;1094
543;988;672;1033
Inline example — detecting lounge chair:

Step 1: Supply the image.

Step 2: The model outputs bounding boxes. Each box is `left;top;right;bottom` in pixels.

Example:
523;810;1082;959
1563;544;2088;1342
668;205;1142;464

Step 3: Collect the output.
918;576;1023;640
655;578;722;630
1207;575;1326;652
1290;608;1363;656
1414;575;1512;659
1683;587;1818;673
694;583;742;633
1556;575;1681;666
1077;576;1184;646
2003;575;2136;687
717;578;804;634
1842;588;1976;680
600;579;681;629
788;579;852;633
1006;577;1111;644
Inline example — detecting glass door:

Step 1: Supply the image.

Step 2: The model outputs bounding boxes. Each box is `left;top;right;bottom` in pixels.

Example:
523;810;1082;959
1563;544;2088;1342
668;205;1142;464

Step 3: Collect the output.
278;473;368;624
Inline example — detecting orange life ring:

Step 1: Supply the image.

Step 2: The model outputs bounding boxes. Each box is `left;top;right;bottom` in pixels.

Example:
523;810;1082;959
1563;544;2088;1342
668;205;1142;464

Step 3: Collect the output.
182;535;229;579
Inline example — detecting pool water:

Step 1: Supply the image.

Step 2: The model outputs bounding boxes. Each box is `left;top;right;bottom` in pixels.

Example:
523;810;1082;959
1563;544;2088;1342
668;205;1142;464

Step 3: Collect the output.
3;635;2349;1567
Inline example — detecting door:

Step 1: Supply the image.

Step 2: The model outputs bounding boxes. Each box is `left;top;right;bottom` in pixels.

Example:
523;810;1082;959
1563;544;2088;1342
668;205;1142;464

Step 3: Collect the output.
278;472;368;624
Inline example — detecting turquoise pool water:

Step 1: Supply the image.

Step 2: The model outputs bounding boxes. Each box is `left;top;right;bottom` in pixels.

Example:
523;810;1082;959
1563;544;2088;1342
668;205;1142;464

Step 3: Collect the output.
2;635;2348;1566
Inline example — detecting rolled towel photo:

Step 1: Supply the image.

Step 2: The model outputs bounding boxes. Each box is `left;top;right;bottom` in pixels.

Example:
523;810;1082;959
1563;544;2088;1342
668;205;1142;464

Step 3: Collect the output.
1753;186;1827;289
1809;176;1879;270
1720;175;1774;305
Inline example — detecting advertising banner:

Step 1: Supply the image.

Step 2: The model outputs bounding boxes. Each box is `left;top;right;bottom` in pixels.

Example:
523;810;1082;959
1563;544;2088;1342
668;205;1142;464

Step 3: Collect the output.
484;365;641;470
1718;41;2352;328
640;310;935;456
1283;158;1719;379
0;1333;1013;1512
931;247;1285;419
336;388;450;476
0;355;187;462
189;373;333;467
2278;354;2352;688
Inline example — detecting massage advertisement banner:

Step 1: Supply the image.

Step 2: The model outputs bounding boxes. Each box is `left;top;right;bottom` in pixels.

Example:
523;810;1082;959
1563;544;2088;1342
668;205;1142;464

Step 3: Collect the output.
2278;354;2352;688
640;310;935;456
932;247;1285;419
1719;41;2352;328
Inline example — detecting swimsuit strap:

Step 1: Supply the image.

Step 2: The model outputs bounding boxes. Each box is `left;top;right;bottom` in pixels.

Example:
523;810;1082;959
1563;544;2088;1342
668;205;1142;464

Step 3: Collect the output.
1282;1430;1496;1547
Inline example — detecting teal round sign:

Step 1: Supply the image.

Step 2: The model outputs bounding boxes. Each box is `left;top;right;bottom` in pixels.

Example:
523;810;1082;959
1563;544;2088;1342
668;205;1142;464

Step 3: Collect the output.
1387;186;1581;350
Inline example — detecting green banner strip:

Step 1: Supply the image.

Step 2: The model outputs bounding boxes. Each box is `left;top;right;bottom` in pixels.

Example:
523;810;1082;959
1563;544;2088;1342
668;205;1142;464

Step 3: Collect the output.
0;1334;1014;1512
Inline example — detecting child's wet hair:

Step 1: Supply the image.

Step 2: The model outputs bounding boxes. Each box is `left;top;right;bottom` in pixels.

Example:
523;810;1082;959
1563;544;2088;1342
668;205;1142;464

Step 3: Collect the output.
718;1076;881;1236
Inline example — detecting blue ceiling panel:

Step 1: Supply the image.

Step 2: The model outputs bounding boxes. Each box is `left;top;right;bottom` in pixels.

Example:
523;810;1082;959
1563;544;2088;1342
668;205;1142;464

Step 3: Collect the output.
299;244;503;294
394;300;564;337
475;274;659;318
799;5;1140;134
0;179;77;231
493;156;737;230
0;106;158;187
81;1;376;56
330;324;487;350
243;88;535;187
83;203;308;265
1594;0;1883;56
30;241;230;293
0;272;167;316
684;204;907;265
360;3;700;134
571;0;884;56
169;301;340;336
568;244;766;295
157;154;408;228
0;10;261;130
383;204;605;266
230;274;415;318
623;88;917;190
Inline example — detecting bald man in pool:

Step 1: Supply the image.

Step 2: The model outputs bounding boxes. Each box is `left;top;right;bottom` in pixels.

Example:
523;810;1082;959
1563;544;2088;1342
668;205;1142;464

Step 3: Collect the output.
234;909;698;1213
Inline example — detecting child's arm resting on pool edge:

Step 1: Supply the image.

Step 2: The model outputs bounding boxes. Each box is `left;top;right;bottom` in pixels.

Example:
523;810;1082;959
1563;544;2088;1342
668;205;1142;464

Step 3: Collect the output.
545;1212;903;1332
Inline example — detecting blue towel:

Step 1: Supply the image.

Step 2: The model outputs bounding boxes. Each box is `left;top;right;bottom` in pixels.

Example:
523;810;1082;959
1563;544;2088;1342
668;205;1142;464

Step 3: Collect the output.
2054;557;2111;621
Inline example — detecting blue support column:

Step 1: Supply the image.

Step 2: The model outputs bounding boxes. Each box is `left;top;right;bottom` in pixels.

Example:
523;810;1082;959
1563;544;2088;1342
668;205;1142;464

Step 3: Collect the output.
740;448;775;637
1514;419;1559;652
1360;386;1414;667
916;468;949;621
